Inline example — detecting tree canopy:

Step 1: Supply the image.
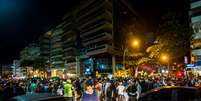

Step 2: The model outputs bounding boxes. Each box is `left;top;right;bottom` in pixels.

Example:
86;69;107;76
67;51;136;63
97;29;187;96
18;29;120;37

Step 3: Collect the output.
147;12;192;62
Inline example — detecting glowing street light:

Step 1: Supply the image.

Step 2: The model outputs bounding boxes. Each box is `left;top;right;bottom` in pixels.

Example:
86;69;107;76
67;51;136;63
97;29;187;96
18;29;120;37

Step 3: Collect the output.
132;40;139;47
162;55;167;61
123;39;140;70
160;53;170;73
160;54;169;62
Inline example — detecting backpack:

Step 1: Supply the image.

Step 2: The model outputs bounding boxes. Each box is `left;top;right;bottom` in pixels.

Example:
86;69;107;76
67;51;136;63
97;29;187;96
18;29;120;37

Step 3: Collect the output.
127;84;137;96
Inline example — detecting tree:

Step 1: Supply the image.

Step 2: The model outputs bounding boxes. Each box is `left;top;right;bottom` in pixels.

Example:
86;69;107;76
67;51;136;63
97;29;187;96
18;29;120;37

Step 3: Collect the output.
125;52;156;76
147;12;192;62
20;44;48;78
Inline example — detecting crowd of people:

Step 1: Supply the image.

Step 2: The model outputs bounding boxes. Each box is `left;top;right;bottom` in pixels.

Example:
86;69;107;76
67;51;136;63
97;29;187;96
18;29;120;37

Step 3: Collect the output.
0;75;201;101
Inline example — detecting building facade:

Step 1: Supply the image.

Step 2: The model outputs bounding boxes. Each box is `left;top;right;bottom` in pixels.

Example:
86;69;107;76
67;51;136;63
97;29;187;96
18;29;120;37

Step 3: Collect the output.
49;26;65;77
1;64;13;77
39;33;51;62
12;60;24;78
38;0;141;77
191;0;201;68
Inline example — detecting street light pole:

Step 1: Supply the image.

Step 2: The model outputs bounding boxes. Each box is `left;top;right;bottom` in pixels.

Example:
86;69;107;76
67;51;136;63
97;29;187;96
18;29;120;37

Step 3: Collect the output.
123;48;128;70
123;40;139;70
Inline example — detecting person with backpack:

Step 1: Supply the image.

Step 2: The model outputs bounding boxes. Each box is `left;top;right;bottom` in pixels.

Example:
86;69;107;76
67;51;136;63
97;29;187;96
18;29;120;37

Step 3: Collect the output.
126;80;137;101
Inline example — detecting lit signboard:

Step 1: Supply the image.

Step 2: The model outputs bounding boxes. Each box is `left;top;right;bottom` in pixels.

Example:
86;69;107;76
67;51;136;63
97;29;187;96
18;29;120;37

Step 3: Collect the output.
186;64;196;68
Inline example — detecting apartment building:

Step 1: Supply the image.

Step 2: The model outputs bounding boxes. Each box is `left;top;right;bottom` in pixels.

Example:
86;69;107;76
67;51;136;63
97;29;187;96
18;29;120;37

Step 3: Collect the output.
49;26;65;77
64;0;140;76
39;0;141;77
191;0;201;68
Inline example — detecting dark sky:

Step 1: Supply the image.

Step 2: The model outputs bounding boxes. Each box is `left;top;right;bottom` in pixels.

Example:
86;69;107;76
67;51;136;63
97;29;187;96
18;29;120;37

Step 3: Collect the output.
0;0;189;64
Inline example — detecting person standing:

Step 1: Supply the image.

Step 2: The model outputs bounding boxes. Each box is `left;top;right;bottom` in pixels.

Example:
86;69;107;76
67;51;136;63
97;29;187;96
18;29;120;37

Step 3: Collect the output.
63;79;73;101
103;79;111;100
95;80;102;101
30;80;37;93
3;82;14;101
116;81;125;101
136;80;142;100
57;85;63;96
82;83;98;101
127;80;137;101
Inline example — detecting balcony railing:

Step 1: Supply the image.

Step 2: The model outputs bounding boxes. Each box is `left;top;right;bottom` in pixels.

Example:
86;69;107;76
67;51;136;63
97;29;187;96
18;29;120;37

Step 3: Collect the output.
63;56;75;60
191;0;201;9
192;15;201;23
51;54;63;59
79;12;112;30
77;3;104;22
80;23;112;37
63;47;74;52
51;48;63;52
52;61;64;65
86;44;113;56
83;33;112;46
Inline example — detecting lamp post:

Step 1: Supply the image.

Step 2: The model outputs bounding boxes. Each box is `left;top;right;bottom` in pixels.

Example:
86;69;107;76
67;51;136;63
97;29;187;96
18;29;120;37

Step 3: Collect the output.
123;40;139;70
123;48;128;70
160;54;170;75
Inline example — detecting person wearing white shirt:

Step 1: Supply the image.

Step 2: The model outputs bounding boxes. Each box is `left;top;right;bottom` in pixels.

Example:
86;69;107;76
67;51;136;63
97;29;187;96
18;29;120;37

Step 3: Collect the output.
116;82;125;101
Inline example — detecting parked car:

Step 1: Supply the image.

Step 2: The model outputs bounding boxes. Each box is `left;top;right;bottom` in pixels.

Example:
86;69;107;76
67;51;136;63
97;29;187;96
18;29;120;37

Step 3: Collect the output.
10;93;66;101
139;86;201;101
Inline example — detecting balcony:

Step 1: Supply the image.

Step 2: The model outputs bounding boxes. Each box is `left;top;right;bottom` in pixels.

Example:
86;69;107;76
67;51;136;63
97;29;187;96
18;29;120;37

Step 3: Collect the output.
52;61;64;65
192;49;201;56
192;15;201;23
41;45;49;49
77;3;104;22
77;0;101;16
52;38;62;43
42;39;49;43
62;30;74;36
63;36;76;44
80;23;112;37
86;44;113;56
51;30;63;37
193;32;201;39
191;0;201;9
51;54;63;59
63;47;74;52
79;11;112;30
83;32;112;46
52;43;62;48
42;50;49;54
52;48;63;52
63;56;75;60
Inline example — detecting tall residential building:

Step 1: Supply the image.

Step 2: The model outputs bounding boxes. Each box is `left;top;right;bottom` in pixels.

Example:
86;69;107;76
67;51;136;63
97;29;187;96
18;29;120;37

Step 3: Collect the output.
191;0;201;68
61;13;79;75
39;0;142;77
39;33;51;62
12;60;24;78
1;64;13;76
61;0;141;76
49;25;65;77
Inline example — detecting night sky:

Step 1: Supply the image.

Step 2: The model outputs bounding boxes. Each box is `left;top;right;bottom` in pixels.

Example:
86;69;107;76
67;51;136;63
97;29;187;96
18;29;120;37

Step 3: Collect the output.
0;0;189;64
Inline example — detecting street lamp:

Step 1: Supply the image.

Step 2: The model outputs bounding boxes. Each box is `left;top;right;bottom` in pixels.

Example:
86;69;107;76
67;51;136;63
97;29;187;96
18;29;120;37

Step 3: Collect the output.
132;40;139;47
160;54;170;73
160;54;169;62
123;39;139;70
